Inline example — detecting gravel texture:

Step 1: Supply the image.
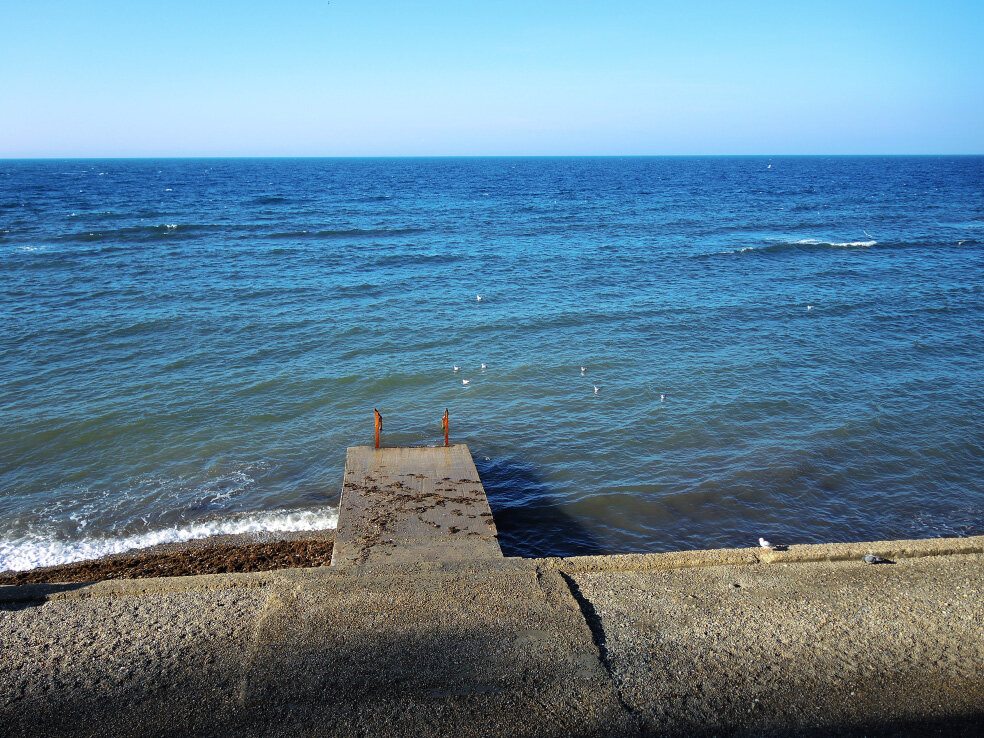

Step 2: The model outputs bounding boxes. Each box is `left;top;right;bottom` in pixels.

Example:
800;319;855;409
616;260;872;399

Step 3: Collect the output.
573;553;984;736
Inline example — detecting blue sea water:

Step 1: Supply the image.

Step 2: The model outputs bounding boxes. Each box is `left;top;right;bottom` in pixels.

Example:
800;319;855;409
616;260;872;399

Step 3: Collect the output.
1;156;982;571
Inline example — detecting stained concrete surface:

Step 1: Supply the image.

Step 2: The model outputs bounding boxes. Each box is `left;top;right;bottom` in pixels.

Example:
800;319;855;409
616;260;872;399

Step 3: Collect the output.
1;537;982;737
332;445;501;566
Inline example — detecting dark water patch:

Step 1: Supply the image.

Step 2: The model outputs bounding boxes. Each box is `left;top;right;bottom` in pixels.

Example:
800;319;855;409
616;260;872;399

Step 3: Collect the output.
366;252;464;268
258;226;427;241
58;223;222;243
105;318;182;339
477;454;606;557
335;282;386;298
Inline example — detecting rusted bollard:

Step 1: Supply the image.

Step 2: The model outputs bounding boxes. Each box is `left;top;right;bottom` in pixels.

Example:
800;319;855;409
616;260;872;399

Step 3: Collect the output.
374;408;382;449
442;408;450;447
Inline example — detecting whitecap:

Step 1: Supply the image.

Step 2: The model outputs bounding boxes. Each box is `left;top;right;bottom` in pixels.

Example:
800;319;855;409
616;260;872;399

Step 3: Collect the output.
792;238;876;248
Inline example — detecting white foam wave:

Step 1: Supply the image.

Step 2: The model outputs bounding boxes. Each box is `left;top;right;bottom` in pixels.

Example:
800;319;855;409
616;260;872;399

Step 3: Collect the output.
0;507;338;573
792;238;876;248
715;238;878;256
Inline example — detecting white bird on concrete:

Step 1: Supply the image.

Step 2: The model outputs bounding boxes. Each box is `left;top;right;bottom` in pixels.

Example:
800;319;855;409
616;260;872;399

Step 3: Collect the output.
593;385;599;394
462;379;470;385
758;537;772;549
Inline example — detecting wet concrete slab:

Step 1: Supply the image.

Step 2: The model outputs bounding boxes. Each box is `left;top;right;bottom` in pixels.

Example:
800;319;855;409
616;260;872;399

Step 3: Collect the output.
331;445;502;566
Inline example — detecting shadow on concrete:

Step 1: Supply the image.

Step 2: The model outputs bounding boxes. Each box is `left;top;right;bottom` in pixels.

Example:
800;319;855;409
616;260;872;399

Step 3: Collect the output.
0;571;633;738
4;589;982;738
0;581;91;611
474;454;608;558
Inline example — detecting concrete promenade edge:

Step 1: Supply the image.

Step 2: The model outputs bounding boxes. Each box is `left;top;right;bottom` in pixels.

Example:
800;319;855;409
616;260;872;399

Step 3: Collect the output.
3;534;981;605
1;536;982;736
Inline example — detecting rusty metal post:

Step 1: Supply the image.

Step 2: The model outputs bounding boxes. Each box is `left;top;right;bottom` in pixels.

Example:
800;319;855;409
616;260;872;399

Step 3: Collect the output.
442;408;449;447
374;408;382;449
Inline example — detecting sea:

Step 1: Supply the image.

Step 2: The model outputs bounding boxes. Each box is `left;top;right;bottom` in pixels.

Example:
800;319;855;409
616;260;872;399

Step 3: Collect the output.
1;156;982;571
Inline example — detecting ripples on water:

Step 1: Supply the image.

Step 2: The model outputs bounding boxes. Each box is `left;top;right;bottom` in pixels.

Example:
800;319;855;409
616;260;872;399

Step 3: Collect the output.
1;157;982;570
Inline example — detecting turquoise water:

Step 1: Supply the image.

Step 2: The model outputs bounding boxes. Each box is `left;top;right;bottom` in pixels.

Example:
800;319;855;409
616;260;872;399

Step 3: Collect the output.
1;156;982;570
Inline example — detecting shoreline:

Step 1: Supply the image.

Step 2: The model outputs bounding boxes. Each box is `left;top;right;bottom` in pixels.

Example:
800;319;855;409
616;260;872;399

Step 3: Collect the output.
2;527;980;586
0;528;335;585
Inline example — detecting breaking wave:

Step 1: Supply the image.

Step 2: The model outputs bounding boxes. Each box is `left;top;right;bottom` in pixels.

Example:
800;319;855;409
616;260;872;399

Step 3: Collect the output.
706;238;879;256
0;506;338;573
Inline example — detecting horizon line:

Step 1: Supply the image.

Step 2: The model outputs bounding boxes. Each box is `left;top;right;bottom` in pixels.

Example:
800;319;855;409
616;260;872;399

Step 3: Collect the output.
2;153;982;161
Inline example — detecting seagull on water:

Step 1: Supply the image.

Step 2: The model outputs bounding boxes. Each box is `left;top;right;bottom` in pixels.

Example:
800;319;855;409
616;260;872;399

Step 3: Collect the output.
476;295;483;302
660;394;665;402
462;379;470;385
807;305;813;310
481;363;486;370
581;366;586;375
593;385;599;394
453;365;459;372
758;537;773;549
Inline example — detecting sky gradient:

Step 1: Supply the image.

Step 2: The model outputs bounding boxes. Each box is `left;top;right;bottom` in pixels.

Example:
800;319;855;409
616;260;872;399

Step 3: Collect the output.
2;0;982;157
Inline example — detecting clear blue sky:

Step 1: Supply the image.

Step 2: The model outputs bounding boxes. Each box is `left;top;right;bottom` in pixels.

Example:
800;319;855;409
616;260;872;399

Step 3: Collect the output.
2;0;981;156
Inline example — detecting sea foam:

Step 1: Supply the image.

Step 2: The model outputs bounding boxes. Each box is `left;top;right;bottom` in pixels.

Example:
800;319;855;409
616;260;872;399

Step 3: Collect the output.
0;507;338;573
792;238;877;248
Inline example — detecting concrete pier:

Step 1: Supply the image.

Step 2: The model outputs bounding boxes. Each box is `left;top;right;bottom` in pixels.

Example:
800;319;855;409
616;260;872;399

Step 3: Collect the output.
331;445;501;566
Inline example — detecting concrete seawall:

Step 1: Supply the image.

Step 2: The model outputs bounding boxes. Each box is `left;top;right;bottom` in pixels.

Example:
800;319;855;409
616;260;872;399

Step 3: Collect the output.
2;535;982;736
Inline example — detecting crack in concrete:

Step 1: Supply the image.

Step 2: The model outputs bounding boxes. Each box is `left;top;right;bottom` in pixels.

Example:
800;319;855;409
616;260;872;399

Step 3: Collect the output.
558;571;639;725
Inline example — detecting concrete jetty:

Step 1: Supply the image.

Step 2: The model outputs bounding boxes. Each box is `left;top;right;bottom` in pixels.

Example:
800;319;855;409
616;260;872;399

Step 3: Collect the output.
331;445;501;566
1;445;982;736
